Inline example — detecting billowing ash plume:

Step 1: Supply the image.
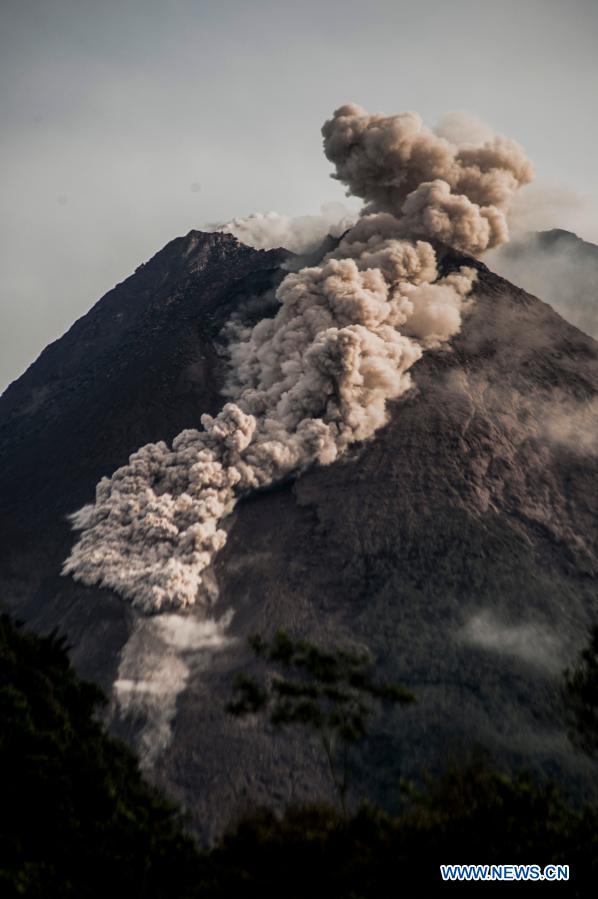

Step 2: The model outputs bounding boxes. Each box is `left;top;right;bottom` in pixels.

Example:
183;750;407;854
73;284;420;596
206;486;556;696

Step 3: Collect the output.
322;103;533;253
63;104;533;612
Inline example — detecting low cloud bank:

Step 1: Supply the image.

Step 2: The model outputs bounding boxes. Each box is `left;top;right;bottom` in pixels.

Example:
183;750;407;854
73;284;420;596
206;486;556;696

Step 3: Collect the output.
114;611;232;766
460;610;563;672
486;230;598;339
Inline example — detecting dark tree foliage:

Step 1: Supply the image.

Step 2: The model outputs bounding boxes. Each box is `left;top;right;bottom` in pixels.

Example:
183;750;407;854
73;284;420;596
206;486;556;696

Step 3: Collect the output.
3;613;598;899
564;623;598;757
195;761;598;898
0;614;201;899
227;630;414;813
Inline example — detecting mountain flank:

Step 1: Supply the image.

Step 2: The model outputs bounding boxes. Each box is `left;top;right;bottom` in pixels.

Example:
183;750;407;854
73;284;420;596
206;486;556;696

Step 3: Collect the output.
0;230;597;840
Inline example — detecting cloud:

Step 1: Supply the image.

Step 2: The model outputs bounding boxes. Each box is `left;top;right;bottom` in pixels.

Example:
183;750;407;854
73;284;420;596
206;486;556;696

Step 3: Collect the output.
485;230;598;339
541;397;598;456
321;102;532;250
460;610;563;672
506;182;598;245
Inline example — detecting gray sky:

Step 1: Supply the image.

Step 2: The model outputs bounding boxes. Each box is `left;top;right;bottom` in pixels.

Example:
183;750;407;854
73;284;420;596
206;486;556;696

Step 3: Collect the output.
1;0;597;390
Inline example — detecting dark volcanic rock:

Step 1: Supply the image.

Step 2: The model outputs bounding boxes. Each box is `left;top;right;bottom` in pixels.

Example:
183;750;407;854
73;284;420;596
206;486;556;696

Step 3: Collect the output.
1;230;597;842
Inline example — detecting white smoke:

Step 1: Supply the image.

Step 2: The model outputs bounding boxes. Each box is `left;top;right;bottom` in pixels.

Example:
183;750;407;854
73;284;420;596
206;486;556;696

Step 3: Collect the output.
541;396;598;455
63;104;532;613
460;610;563;673
114;610;232;767
220;202;357;254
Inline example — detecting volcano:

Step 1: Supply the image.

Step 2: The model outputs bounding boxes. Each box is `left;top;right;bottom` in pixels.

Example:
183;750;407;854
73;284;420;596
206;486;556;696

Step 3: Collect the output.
1;228;597;841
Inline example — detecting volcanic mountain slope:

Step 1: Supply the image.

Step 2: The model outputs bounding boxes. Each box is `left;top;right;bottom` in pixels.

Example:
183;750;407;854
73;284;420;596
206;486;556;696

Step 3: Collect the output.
488;228;598;339
1;230;597;840
0;232;287;679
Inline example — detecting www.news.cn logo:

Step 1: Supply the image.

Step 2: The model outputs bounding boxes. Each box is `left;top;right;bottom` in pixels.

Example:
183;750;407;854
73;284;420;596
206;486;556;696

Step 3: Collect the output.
440;864;569;882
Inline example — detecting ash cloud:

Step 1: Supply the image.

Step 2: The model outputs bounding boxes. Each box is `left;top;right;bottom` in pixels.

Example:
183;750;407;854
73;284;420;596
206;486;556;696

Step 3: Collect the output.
435;111;496;148
63;104;532;613
321;103;533;251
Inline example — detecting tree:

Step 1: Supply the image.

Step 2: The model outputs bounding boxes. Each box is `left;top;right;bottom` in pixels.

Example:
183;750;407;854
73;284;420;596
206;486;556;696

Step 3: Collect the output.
564;623;598;757
0;613;201;898
227;630;414;815
195;759;597;898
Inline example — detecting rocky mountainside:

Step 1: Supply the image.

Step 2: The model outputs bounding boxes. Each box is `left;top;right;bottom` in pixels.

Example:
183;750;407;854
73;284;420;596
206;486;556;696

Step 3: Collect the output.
1;230;597;841
0;232;286;677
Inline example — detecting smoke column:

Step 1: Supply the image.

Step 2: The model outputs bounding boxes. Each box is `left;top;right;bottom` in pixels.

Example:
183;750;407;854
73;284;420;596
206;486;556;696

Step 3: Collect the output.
63;103;533;613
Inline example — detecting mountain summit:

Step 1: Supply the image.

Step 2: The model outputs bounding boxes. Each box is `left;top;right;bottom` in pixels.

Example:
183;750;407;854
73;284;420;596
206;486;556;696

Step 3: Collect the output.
1;227;596;839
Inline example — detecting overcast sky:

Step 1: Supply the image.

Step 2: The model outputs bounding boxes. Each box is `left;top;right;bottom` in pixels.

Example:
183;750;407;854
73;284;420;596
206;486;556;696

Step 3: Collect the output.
1;0;597;390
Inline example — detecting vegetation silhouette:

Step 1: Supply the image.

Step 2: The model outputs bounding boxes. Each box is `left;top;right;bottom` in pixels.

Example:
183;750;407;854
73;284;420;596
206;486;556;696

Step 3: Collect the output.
564;623;598;758
0;614;201;898
3;616;598;897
